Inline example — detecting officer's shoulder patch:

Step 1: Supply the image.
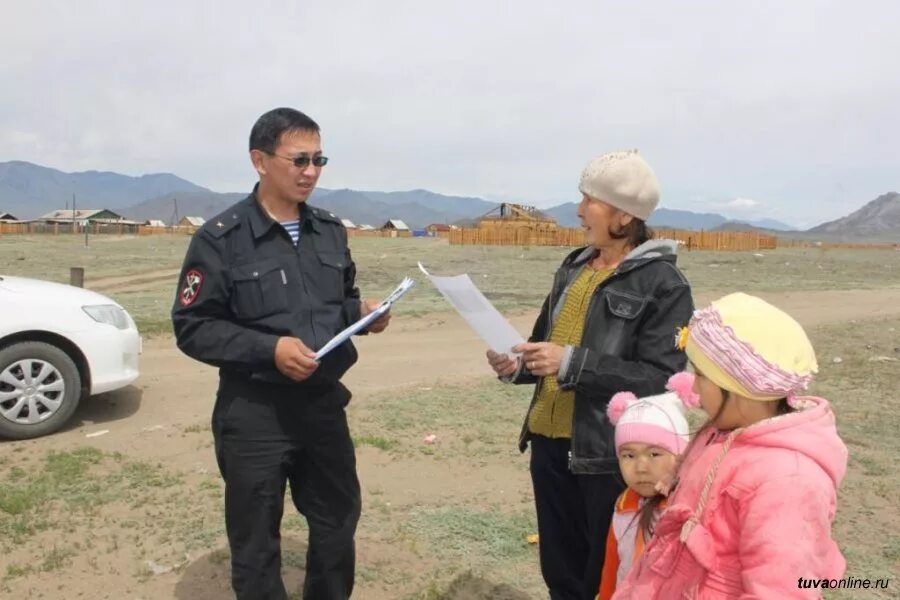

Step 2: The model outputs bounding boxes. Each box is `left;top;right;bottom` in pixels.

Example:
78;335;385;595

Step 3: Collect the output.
203;211;242;238
307;205;342;226
179;269;204;306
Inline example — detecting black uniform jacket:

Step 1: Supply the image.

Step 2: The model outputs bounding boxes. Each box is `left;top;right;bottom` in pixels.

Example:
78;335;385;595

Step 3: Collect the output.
171;187;362;397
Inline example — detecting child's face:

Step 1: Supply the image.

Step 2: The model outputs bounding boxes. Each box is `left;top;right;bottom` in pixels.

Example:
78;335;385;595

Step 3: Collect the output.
618;442;677;498
692;367;778;429
693;370;730;424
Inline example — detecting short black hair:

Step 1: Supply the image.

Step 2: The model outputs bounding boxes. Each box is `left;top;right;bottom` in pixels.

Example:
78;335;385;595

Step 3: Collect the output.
249;108;320;153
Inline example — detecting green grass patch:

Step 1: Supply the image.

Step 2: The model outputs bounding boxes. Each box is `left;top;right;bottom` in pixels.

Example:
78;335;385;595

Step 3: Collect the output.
41;545;77;572
0;447;103;515
4;563;33;581
134;317;175;336
410;571;534;600
0;447;184;545
354;435;399;451
349;380;531;459
183;423;211;434
401;507;536;562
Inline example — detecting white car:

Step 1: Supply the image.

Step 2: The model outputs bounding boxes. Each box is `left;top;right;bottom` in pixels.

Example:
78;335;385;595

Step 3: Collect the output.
0;275;141;439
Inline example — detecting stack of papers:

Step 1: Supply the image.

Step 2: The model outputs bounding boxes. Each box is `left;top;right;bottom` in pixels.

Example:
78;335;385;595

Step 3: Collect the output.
315;277;416;360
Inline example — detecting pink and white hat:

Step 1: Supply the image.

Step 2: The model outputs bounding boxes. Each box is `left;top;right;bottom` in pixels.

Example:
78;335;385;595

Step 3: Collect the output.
607;374;698;456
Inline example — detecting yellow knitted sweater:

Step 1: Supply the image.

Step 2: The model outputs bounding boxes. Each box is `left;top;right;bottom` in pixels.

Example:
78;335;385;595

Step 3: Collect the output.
528;266;613;438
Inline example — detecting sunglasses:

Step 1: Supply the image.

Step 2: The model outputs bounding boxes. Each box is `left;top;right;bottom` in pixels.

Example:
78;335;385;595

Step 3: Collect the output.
267;152;329;168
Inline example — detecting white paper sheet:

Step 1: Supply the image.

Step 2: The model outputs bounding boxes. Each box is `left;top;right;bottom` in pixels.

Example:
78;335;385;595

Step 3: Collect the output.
418;262;524;354
315;276;416;361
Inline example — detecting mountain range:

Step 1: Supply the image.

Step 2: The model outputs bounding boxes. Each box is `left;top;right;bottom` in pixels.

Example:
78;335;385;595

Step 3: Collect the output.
542;203;794;231
1;161;897;240
807;192;900;241
0;160;204;218
176;188;495;230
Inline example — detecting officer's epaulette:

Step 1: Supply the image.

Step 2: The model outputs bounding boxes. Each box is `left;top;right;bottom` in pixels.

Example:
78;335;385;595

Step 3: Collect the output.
202;210;243;238
307;205;343;226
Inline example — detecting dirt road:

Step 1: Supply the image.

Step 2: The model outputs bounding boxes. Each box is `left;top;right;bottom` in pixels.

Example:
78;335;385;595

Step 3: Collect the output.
21;287;900;464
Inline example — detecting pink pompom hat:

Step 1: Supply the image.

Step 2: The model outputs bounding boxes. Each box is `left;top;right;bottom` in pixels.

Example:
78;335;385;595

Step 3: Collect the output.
606;373;698;456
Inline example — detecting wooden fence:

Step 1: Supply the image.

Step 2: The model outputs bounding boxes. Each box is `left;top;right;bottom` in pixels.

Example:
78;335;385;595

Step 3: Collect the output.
449;227;778;250
775;238;900;250
652;229;777;251
449;228;586;247
0;222;201;235
2;221;894;252
0;222;144;235
346;229;413;238
137;226;198;235
0;223;416;238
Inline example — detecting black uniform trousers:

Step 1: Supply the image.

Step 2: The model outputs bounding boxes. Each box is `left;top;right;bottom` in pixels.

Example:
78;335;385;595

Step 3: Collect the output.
530;435;625;600
212;375;361;600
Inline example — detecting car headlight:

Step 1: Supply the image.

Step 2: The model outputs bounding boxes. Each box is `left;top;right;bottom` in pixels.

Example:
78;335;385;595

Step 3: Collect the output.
82;304;131;330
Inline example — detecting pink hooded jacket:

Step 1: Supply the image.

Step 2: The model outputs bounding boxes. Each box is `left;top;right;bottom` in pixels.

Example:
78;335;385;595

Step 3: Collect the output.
613;397;848;599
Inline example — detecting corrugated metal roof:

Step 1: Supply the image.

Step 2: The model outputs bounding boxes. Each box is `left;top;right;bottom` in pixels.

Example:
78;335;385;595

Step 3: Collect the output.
383;219;410;230
39;208;116;220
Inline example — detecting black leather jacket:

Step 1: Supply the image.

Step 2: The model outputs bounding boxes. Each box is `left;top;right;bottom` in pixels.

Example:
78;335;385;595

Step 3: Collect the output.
510;240;694;474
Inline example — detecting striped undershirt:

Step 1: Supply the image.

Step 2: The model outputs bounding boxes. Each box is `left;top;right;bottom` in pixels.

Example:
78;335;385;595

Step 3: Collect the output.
280;219;300;246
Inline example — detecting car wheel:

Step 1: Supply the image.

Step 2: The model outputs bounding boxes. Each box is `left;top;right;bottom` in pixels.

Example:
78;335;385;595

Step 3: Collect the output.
0;341;82;440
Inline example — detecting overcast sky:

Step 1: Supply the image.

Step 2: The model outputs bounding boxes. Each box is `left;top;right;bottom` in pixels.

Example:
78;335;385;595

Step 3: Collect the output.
2;1;898;227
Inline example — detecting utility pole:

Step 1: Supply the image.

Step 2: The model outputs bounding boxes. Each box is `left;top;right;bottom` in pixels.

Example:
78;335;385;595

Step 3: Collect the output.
72;193;77;235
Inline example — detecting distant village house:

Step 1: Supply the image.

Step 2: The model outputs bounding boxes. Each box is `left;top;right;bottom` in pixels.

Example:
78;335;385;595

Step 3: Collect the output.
39;208;127;225
478;203;558;233
380;219;411;238
425;223;453;237
178;216;206;229
381;219;410;231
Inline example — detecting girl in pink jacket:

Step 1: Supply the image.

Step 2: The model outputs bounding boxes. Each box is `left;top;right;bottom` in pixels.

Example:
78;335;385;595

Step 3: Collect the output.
614;292;848;599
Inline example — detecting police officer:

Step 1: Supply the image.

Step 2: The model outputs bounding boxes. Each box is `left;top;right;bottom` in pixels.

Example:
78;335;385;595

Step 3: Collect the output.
172;108;390;600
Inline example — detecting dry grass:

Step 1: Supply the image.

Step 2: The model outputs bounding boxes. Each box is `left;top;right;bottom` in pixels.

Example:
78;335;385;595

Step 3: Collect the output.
7;314;892;599
807;318;899;599
348;317;900;598
0;445;225;592
0;233;898;598
2;234;899;335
